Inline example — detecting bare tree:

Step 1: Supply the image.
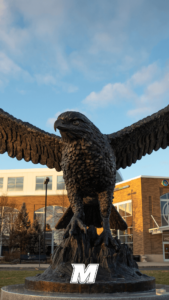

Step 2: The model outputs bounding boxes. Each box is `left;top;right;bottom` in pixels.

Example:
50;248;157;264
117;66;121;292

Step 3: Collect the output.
8;203;31;254
0;195;18;256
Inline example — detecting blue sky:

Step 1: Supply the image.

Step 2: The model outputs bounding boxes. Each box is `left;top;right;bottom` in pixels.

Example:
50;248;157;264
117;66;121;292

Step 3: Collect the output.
1;0;169;181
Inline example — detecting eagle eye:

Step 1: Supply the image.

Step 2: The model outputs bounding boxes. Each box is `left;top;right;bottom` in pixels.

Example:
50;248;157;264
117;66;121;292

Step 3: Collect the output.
73;120;79;126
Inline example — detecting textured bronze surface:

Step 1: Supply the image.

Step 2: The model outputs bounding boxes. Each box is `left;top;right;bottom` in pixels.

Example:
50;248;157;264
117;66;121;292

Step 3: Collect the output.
25;276;155;294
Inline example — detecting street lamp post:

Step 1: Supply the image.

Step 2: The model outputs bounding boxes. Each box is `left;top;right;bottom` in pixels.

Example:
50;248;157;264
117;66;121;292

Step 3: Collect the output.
43;177;49;255
0;206;4;257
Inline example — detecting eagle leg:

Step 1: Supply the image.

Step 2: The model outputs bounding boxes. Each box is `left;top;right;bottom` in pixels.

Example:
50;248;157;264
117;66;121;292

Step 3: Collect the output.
63;191;86;239
63;212;87;238
95;187;119;250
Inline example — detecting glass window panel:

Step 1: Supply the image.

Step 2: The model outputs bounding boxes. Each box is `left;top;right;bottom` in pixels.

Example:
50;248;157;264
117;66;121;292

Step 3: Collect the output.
165;253;169;259
48;182;52;190
35;205;66;233
166;193;169;199
113;200;133;249
57;182;65;190
35;176;52;190
57;176;64;183
126;202;132;216
8;184;15;188
119;204;126;217
0;178;3;189
55;207;64;214
161;194;167;199
57;176;65;190
16;177;23;184
163;235;169;242
164;244;169;252
36;177;44;184
36;184;44;190
7;177;23;191
161;200;169;226
119;229;127;235
8;178;15;184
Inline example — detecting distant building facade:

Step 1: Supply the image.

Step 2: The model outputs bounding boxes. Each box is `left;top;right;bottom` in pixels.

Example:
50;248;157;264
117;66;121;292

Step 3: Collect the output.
0;169;169;262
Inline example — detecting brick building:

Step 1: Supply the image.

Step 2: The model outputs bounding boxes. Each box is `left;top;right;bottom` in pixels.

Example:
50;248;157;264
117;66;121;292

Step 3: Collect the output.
113;176;169;262
0;168;169;262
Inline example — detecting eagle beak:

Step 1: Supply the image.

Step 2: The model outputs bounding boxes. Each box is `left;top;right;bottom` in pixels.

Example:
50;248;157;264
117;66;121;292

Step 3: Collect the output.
54;119;66;132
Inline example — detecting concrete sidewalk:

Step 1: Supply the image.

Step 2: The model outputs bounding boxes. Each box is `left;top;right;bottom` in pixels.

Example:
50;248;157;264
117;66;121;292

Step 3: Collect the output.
138;262;169;268
0;263;49;269
0;262;169;269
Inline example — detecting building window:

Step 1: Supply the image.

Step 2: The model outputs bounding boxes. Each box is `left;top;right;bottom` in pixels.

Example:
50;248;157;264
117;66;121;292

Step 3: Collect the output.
57;176;66;190
116;171;123;183
7;177;24;191
0;207;19;235
111;200;133;252
0;178;3;189
160;193;169;227
34;205;66;245
35;176;52;190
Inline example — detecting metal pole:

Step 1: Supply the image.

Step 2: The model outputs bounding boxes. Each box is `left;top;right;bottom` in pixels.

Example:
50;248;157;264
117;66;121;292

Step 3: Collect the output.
0;206;4;257
51;231;54;255
39;234;40;268
43;177;49;255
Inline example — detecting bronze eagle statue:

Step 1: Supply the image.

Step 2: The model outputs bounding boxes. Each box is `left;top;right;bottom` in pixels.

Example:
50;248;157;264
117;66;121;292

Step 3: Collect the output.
0;105;169;248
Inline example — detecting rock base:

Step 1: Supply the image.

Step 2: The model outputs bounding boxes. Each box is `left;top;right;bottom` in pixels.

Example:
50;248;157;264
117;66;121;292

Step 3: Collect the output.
24;226;155;293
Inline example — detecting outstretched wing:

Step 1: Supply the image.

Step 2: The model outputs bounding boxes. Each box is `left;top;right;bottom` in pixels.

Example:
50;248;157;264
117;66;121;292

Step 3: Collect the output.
107;105;169;170
0;108;62;171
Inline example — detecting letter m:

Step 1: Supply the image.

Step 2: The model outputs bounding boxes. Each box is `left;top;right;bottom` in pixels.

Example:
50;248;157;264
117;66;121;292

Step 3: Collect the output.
70;264;99;284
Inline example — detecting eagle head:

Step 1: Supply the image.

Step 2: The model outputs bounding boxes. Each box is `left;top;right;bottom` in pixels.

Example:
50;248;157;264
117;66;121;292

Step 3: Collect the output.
54;111;100;142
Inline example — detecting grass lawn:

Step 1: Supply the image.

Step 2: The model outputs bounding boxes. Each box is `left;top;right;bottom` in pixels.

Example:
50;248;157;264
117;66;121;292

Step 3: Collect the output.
0;270;168;291
141;270;169;285
0;270;43;290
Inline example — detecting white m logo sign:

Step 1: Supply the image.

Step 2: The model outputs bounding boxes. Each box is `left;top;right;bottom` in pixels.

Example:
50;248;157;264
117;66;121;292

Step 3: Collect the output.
70;264;99;284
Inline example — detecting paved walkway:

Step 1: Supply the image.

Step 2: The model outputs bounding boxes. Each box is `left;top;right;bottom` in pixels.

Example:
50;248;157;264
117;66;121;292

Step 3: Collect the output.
138;262;169;268
0;262;169;269
0;263;49;269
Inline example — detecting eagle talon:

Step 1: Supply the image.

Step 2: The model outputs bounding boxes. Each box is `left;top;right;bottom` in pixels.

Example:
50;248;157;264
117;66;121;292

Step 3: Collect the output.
63;215;87;239
94;230;119;250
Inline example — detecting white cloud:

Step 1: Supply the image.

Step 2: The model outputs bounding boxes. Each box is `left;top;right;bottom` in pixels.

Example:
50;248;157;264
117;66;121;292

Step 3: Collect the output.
0;52;22;75
47;118;56;128
1;0;169;82
35;74;57;85
83;63;169;117
34;74;78;94
67;85;78;93
129;63;159;86
83;83;136;107
0;52;32;85
128;72;169;116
